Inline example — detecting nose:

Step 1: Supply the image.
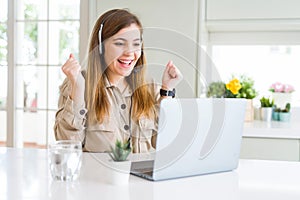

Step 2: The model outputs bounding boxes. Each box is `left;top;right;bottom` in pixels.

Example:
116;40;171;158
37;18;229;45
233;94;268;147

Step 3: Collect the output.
124;44;137;54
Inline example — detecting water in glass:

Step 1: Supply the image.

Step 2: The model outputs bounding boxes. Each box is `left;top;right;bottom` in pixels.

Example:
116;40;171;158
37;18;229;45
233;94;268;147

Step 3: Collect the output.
49;140;82;181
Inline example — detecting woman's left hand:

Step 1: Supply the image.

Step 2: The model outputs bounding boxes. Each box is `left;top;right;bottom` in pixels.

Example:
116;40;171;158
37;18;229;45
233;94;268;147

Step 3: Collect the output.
162;60;183;90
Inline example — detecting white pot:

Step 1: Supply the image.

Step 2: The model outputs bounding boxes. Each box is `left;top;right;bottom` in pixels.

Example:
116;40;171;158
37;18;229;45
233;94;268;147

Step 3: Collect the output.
260;107;273;122
104;160;131;185
272;92;292;109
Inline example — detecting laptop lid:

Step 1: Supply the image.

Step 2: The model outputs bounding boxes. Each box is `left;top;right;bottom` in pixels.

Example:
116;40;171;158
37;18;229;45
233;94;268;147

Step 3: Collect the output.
149;98;246;181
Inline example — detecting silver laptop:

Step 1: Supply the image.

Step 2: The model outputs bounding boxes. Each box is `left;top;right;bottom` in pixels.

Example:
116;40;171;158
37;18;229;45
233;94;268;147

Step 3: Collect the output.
130;98;247;181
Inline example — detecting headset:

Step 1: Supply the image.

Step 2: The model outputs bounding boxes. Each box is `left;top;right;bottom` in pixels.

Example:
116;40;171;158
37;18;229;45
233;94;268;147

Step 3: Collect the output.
98;23;104;54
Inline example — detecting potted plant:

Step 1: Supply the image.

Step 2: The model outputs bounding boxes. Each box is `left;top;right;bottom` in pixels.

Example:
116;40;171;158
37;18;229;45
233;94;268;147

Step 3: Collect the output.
207;75;258;122
106;139;132;185
207;75;258;99
272;105;280;121
273;103;291;122
259;97;274;122
206;81;226;98
269;82;294;109
226;75;258;122
234;75;258;99
278;103;291;122
109;139;131;162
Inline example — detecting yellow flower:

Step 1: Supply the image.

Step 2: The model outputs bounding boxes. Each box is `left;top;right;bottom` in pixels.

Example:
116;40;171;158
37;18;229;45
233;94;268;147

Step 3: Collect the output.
226;78;242;95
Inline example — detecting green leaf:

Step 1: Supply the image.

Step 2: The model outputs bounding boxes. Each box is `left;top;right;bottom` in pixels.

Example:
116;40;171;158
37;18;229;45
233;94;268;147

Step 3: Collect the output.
109;139;132;161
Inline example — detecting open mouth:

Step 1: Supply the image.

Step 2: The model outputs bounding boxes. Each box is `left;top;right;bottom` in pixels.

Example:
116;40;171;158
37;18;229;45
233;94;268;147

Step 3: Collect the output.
118;59;133;66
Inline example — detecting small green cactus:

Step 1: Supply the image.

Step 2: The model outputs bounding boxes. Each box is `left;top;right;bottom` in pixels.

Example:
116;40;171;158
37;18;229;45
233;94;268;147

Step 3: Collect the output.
109;140;131;161
281;103;291;113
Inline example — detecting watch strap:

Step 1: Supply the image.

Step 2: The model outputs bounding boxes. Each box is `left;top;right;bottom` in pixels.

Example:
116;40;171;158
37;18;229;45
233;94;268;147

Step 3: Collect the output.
160;88;176;98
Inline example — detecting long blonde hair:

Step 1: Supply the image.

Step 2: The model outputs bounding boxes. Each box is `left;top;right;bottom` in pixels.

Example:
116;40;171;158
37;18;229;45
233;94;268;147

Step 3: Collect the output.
85;9;157;125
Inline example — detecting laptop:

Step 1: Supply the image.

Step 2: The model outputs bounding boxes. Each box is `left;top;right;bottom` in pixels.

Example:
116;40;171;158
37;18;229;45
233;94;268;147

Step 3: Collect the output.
130;98;247;181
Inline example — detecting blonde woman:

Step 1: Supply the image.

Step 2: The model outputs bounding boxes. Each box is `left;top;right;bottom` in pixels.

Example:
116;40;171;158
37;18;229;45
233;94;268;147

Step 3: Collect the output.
54;9;182;153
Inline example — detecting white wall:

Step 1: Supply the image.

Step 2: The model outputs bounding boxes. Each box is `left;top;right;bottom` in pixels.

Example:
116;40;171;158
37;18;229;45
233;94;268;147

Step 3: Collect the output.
206;0;300;20
206;0;300;32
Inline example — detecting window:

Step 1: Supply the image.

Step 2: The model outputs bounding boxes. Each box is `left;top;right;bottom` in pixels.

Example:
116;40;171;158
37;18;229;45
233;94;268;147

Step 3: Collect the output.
15;0;80;147
0;0;8;146
211;45;300;107
1;0;85;148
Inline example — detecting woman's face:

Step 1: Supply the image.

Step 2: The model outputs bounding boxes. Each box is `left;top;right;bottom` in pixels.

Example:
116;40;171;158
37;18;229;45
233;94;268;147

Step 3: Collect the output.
104;23;142;81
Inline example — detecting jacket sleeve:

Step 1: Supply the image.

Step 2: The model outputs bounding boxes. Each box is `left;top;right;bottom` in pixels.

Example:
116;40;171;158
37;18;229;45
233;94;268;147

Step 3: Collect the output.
151;82;161;149
53;78;87;142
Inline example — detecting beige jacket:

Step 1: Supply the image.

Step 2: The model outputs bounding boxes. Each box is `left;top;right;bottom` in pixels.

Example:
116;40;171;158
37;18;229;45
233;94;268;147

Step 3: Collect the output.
54;74;161;153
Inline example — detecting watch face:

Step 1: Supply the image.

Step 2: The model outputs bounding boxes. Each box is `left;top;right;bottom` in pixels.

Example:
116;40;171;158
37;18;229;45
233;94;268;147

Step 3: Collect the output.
160;89;175;97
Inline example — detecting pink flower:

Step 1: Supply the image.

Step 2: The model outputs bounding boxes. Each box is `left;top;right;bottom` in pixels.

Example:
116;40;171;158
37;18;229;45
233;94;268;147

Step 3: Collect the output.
269;82;295;93
284;84;295;93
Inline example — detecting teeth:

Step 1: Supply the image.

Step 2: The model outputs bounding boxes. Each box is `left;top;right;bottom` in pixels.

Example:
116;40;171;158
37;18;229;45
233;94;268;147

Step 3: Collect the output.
119;60;131;64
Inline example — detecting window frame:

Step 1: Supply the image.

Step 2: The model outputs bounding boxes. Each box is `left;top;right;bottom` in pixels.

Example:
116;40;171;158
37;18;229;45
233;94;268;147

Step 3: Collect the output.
5;0;89;147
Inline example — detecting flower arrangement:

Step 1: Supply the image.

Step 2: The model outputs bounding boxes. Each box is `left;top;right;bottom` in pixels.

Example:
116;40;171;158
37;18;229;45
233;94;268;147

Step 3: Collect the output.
207;75;258;99
269;82;294;93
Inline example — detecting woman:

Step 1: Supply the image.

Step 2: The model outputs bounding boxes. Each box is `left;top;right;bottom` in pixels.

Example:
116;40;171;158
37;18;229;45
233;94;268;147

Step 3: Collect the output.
54;9;182;153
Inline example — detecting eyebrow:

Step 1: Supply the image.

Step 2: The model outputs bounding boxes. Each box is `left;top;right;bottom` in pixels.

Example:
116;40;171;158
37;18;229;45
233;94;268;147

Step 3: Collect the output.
113;38;141;42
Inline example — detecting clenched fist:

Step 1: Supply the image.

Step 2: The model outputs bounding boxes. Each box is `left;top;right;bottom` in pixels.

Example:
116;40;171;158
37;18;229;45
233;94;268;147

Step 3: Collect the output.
162;60;183;90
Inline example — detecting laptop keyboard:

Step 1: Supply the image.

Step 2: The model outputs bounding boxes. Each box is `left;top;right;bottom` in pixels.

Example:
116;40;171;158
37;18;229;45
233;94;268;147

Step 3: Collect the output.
129;153;155;162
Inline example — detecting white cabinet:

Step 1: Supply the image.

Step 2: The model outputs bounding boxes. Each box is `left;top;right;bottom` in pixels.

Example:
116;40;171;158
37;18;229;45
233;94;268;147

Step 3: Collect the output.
240;137;300;161
241;120;300;161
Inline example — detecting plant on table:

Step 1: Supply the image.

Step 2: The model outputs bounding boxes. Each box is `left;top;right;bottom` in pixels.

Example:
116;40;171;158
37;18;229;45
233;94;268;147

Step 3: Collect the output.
269;82;295;93
274;103;291;122
206;81;226;98
207;75;258;99
260;97;274;108
109;139;131;162
274;103;291;113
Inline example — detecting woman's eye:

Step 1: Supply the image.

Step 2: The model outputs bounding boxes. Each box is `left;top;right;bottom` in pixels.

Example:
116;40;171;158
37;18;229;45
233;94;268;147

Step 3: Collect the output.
134;43;141;47
114;42;124;46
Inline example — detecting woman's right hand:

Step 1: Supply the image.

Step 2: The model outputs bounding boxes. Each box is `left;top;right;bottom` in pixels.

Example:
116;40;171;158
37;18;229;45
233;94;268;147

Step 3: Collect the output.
61;53;85;104
62;53;81;86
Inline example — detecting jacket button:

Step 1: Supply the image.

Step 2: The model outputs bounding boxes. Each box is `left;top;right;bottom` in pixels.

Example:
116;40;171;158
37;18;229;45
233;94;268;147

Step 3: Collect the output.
124;125;130;131
121;104;126;109
79;109;85;115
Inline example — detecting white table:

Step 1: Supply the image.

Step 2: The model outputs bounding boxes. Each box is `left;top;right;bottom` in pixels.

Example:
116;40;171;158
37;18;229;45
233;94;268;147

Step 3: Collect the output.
0;147;300;200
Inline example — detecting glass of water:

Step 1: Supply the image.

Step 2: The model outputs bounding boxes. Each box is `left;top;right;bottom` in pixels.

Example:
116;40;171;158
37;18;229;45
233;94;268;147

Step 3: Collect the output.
48;140;82;181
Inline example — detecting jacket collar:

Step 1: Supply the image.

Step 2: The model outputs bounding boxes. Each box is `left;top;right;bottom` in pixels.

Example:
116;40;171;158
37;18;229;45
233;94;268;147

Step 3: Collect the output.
104;74;133;97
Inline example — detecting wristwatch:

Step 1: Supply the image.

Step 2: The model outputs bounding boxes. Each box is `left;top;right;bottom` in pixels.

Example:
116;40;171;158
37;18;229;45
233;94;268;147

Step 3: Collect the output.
160;88;176;98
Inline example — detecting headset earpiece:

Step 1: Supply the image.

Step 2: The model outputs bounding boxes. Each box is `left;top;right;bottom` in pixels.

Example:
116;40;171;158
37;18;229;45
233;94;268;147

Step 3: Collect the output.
98;24;104;54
